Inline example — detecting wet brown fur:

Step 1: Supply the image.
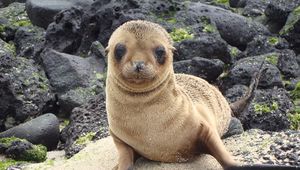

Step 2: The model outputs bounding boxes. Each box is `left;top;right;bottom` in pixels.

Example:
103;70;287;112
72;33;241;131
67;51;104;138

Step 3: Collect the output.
106;20;237;170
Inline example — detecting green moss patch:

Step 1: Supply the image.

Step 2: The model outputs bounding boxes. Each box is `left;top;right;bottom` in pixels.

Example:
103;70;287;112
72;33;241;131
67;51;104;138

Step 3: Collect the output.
0;137;47;163
75;132;96;145
254;101;279;114
153;7;178;24
288;112;300;130
283;80;292;87
201;16;217;33
95;72;107;81
12;20;32;27
212;0;230;7
0;159;24;170
290;82;300;130
267;37;279;45
214;0;229;4
170;28;194;42
4;42;16;56
265;54;278;65
230;47;239;57
291;81;300;100
0;25;5;33
59;119;70;131
203;24;217;33
46;159;55;166
0;3;33;32
280;6;300;35
155;15;177;24
19;144;47;162
0;136;24;147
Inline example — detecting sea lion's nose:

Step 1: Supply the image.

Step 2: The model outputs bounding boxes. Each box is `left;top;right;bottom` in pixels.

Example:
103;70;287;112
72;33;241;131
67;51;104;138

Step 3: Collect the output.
133;61;145;72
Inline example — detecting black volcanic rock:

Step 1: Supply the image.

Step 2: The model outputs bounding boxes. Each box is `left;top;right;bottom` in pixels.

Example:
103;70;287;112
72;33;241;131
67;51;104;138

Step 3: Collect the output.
174;57;224;82
239;88;293;131
14;26;46;63
45;7;84;54
25;0;94;29
41;49;105;114
225;54;283;89
242;0;271;18
265;0;300;25
229;0;247;8
60;93;109;157
0;3;31;42
184;2;270;50
280;5;300;54
0;39;55;129
277;49;300;78
0;113;60;150
174;33;231;64
0;0;26;8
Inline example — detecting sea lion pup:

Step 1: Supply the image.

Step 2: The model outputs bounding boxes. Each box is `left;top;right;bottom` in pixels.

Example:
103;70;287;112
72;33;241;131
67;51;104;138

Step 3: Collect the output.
106;20;238;170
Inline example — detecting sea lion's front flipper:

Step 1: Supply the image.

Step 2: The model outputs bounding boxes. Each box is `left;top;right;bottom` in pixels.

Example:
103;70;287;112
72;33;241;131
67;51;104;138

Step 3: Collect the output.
110;131;137;170
198;122;238;169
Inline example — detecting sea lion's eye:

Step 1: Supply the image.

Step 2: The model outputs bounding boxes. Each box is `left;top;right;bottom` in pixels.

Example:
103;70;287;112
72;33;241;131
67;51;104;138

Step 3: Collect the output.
114;43;126;61
154;46;166;64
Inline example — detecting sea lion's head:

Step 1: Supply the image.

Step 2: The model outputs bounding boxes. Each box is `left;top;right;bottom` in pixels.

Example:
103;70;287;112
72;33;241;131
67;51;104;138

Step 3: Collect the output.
106;20;175;93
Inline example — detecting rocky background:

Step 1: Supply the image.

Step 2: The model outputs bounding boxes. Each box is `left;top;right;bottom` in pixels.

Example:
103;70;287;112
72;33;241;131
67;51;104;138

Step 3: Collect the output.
0;0;299;169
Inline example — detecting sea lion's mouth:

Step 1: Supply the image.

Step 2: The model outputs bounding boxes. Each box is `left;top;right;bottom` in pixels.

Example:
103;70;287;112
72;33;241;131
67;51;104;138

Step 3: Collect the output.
126;78;152;84
124;75;155;84
111;68;172;94
120;68;156;84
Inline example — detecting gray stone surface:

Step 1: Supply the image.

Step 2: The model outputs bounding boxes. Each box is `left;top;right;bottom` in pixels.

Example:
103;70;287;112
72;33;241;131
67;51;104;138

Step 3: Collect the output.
174;57;224;82
0;0;26;8
0;113;60;150
185;2;270;49
41;49;105;114
0;38;55;129
25;0;94;29
23;130;300;169
60;93;109;157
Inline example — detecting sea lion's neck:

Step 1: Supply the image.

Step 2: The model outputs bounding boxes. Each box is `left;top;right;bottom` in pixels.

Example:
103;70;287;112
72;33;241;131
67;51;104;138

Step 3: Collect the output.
107;70;176;104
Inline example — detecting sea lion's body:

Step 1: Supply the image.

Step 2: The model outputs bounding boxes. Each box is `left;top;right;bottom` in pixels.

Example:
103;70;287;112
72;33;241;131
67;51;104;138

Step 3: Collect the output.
107;72;232;162
106;20;236;170
107;73;231;162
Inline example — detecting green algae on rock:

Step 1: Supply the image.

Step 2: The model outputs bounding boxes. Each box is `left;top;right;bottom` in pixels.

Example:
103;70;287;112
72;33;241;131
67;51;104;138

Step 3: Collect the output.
60;119;70;131
254;101;279;114
169;28;194;42
200;16;217;33
203;24;217;33
291;81;300;100
0;159;25;170
213;0;229;6
265;54;279;65
289;81;300;130
0;136;24;147
75;132;96;145
3;41;16;56
0;3;33;40
19;144;47;162
288;112;300;130
280;6;300;35
0;137;47;162
267;37;279;46
230;47;239;58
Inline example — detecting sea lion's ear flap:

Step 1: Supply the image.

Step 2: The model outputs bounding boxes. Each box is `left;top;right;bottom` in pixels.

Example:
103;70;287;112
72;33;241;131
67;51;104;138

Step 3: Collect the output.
169;46;176;53
105;46;109;57
170;46;176;51
170;46;178;56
